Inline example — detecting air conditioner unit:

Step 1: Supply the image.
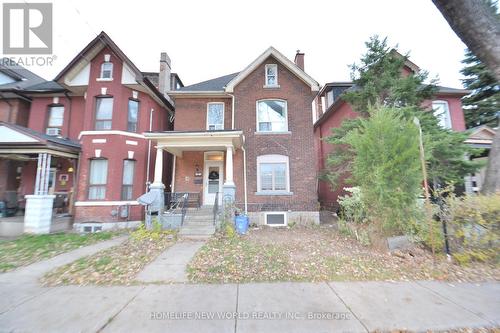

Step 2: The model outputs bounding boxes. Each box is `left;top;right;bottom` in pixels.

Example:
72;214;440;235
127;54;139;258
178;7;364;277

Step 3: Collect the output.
46;128;61;136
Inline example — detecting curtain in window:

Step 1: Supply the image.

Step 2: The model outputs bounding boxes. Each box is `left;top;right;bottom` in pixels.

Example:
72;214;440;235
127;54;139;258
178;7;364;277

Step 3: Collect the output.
207;103;224;130
258;100;286;132
48;106;64;127
89;159;107;199
260;163;286;191
121;160;135;200
95;98;113;130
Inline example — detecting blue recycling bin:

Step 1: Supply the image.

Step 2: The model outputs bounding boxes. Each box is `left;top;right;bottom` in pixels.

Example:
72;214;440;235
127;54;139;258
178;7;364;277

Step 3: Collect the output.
234;215;249;235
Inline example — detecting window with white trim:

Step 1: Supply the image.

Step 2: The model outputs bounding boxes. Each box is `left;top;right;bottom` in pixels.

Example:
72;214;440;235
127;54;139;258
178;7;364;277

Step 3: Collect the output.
257;100;287;132
47;105;64;128
88;159;108;200
257;154;290;193
121;159;135;200
100;62;113;79
265;212;287;226
432;100;452;129
265;64;278;86
95;97;113;130
207;103;224;130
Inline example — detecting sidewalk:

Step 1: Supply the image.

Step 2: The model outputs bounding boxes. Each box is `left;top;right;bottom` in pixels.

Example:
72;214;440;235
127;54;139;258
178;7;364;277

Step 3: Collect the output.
0;280;498;332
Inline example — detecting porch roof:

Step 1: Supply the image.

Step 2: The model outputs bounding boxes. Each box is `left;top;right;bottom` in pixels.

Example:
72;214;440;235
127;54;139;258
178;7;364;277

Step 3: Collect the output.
0;122;80;159
143;130;244;157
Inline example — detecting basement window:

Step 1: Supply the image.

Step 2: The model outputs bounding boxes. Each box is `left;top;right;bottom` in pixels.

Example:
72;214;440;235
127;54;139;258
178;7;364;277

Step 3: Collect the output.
265;212;287;226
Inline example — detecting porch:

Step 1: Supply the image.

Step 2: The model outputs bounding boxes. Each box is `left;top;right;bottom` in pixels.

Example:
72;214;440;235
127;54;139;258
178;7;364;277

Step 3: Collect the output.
144;130;244;208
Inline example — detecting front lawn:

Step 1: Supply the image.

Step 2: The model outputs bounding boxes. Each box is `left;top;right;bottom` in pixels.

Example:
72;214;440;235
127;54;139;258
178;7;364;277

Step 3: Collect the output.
0;232;116;272
187;225;500;283
41;230;176;286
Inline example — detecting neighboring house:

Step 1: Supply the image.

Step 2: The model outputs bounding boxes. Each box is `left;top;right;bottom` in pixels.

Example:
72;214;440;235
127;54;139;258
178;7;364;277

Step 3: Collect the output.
313;57;470;210
0;32;180;233
0;59;60;215
464;125;496;193
145;47;321;226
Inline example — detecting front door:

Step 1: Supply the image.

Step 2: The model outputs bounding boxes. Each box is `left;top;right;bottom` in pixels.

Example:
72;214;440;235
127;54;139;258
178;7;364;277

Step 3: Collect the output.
203;161;223;205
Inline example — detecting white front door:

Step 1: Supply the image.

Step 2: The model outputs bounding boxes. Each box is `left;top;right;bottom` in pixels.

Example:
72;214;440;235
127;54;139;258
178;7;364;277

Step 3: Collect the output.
203;161;223;205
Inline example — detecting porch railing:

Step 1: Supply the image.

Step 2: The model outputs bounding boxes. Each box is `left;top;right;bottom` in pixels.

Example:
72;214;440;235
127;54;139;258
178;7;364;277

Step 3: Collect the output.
164;192;190;226
165;192;201;209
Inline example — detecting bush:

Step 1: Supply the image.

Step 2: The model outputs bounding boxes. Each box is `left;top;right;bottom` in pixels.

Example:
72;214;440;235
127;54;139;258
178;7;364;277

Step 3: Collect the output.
446;193;500;265
337;187;367;224
131;218;175;241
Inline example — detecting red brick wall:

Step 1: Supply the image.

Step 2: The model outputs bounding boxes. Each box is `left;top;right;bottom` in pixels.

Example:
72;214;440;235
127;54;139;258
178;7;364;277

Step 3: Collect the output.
174;151;204;195
174;98;232;131
233;56;318;212
0;98;30;125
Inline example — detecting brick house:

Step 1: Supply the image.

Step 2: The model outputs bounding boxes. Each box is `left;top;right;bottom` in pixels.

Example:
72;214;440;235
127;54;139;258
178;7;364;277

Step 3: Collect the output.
313;56;471;210
145;47;321;226
0;32;179;233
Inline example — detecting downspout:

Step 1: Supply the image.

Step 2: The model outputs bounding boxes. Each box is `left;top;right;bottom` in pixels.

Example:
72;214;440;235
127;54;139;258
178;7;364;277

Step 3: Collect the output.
171;155;176;192
146;108;154;191
227;93;235;129
242;135;248;214
64;91;72;138
71;151;82;221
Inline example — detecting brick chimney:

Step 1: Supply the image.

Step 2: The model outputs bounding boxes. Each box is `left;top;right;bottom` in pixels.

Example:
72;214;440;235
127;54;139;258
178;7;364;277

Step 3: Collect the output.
158;52;171;96
294;50;305;71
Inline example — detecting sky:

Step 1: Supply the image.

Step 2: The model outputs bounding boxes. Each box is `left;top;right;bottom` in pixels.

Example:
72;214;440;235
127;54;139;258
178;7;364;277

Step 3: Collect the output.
1;0;469;88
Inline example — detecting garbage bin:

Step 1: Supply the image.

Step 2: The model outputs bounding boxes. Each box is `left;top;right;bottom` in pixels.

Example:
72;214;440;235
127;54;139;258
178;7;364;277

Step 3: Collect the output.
234;215;249;235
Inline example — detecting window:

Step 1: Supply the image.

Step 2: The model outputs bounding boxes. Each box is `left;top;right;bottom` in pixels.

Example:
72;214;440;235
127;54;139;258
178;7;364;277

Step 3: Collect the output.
47;105;64;127
257;154;290;193
121;160;135;200
265;212;287;226
432;100;451;129
88;159;108;200
265;64;278;86
127;100;139;132
326;90;334;108
95;97;113;130
100;62;113;79
207;103;224;130
257;100;287;132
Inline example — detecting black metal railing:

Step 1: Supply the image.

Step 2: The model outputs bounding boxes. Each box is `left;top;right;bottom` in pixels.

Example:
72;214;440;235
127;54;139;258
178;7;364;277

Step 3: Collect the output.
213;191;220;225
164;192;201;209
164;192;190;226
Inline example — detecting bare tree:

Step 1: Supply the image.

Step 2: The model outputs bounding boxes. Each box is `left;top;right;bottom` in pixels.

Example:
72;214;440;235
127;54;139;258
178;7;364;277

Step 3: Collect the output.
432;0;500;194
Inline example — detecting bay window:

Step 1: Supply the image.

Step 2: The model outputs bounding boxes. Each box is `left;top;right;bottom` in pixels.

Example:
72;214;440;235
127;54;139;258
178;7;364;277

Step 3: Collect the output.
95;97;113;130
88;159;108;200
121;160;135;200
127;100;139;132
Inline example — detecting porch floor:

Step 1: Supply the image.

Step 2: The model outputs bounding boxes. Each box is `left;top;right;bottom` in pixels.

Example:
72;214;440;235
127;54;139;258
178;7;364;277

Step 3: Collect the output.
0;215;73;237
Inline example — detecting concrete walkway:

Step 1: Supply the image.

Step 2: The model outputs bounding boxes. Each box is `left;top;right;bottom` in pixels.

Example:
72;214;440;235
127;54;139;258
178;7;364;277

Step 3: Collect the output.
0;280;498;332
136;240;206;283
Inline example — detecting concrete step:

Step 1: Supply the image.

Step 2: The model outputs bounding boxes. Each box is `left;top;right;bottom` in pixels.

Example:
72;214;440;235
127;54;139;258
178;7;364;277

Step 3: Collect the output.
179;234;212;240
179;225;215;236
184;216;213;222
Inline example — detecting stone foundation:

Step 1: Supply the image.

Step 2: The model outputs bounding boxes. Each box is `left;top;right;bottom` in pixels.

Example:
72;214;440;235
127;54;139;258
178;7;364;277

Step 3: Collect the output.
73;220;142;233
247;211;320;226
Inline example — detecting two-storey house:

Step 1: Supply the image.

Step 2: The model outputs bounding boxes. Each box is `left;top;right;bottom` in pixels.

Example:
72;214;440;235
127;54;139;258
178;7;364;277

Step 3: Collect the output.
313;56;470;210
146;48;321;226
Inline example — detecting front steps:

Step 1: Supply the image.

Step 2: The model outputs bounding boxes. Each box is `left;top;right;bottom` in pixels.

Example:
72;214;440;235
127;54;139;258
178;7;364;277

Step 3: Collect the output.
178;207;216;239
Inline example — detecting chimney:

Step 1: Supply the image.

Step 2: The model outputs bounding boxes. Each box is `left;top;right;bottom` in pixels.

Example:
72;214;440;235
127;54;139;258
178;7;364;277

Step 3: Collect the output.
294;50;305;71
158;52;171;96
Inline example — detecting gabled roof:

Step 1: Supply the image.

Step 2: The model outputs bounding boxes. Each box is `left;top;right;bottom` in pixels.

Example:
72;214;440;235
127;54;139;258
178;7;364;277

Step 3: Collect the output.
0;58;48;91
53;31;174;112
179;73;239;92
225;47;320;92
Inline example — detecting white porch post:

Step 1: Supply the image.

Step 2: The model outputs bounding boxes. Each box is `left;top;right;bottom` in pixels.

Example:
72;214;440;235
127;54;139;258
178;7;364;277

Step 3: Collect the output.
223;145;236;204
24;153;55;234
149;147;165;213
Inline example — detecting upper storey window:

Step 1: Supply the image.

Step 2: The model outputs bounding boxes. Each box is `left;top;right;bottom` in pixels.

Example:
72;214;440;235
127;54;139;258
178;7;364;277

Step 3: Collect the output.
46;105;64;136
257;100;288;132
100;61;113;79
432;100;451;129
207;103;224;130
265;64;278;87
95;97;113;130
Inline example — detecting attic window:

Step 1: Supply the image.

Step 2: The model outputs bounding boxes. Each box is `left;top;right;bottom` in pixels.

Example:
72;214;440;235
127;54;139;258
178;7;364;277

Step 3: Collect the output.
265;64;278;87
100;62;113;79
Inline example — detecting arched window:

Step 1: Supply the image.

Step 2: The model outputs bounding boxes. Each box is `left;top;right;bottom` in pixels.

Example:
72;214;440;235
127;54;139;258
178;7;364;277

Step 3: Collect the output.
256;154;290;193
100;62;113;79
432;100;451;129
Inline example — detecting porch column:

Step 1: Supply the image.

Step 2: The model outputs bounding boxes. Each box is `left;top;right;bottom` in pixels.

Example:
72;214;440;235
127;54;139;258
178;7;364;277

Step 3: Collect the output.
24;153;55;234
223;145;236;204
149;147;165;213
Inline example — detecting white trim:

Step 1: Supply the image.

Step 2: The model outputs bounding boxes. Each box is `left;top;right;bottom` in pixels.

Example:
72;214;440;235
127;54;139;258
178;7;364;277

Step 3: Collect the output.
206;102;225;130
0;148;78;158
92;139;107;143
79;130;145;140
256;99;288;133
432;100;452;129
96;78;113;82
144;130;242;139
264;211;287;227
265;64;278;87
203;158;224;205
74;200;139;207
225;47;320;92
126;140;138;146
256;154;290;193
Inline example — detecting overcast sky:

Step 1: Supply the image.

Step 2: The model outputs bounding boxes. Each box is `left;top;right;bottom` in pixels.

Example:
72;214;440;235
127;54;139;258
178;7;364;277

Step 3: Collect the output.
7;0;468;88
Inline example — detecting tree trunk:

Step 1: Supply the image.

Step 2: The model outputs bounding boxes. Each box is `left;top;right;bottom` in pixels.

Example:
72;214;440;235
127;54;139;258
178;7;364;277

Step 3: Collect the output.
432;0;500;80
481;128;500;194
432;0;500;193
